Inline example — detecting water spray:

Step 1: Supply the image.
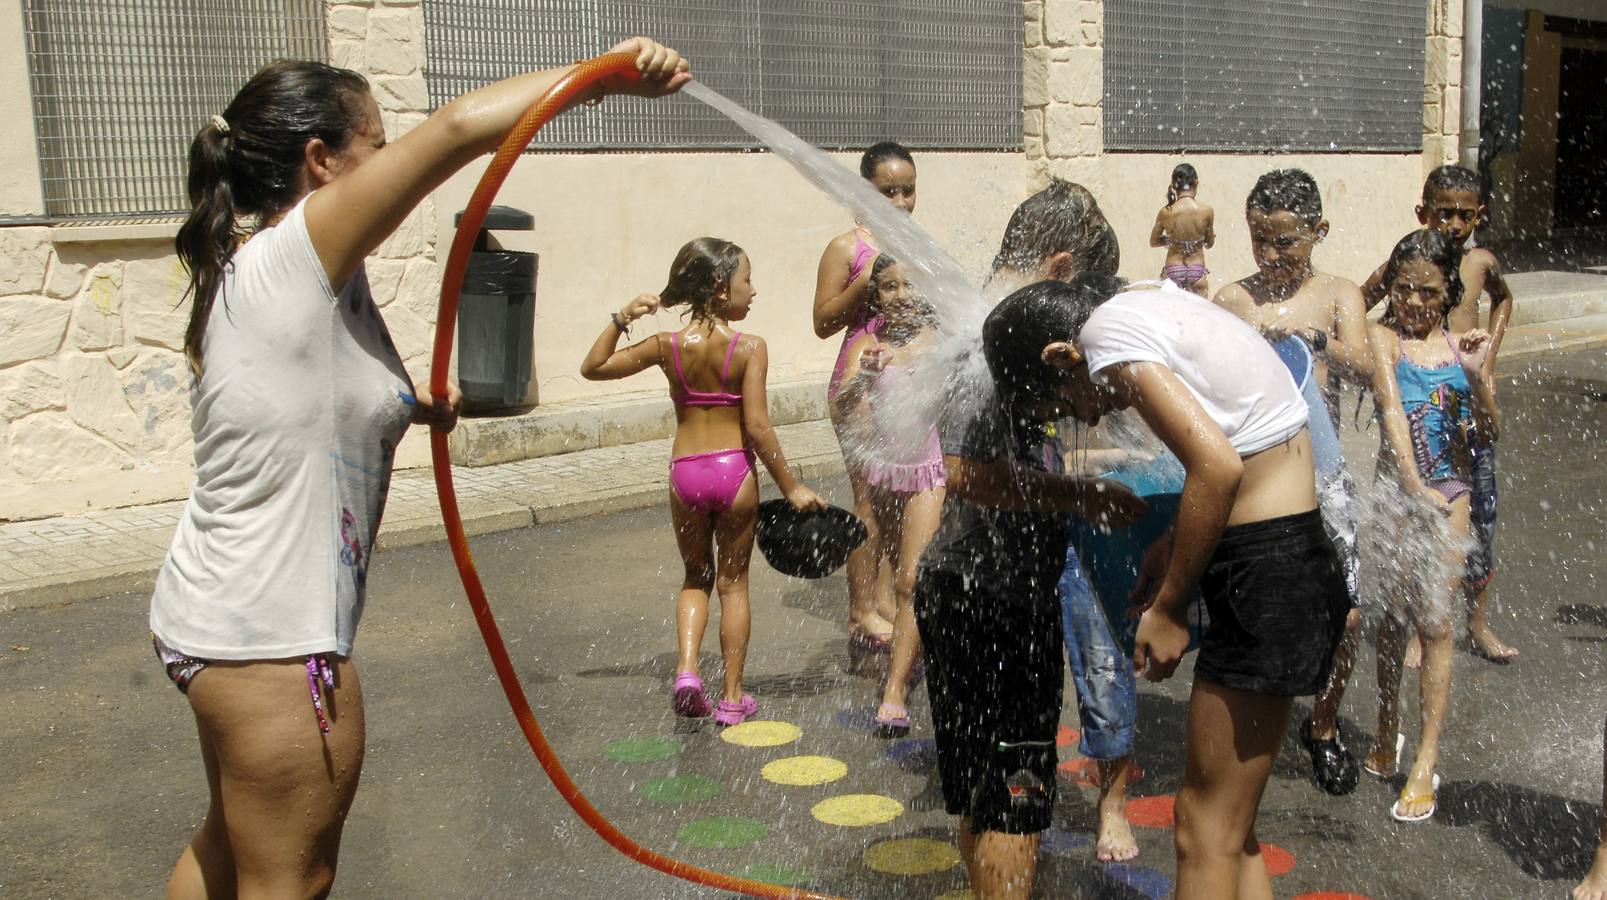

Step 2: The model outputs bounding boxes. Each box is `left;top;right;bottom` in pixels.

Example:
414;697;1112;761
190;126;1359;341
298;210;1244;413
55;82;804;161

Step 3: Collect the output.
430;51;842;900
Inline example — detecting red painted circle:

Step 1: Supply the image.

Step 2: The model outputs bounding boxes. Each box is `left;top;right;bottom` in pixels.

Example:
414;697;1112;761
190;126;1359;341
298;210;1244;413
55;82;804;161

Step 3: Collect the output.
1056;724;1080;748
1290;894;1373;900
1260;843;1296;877
1055;757;1144;788
1123;794;1175;829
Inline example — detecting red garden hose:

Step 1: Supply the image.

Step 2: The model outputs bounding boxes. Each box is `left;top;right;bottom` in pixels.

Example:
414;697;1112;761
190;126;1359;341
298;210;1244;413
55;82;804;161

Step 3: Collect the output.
429;52;842;900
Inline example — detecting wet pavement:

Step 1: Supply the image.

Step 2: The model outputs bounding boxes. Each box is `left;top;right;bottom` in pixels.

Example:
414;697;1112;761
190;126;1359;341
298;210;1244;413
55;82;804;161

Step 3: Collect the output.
2;347;1604;899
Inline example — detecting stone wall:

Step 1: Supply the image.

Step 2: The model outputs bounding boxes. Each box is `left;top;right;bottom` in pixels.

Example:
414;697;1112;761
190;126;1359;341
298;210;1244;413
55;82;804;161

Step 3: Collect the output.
1424;0;1466;173
0;0;436;520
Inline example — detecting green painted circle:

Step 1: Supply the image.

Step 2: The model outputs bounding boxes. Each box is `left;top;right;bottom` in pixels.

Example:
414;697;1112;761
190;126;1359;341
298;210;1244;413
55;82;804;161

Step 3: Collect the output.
639;774;722;804
740;862;814;887
676;816;768;849
602;736;681;763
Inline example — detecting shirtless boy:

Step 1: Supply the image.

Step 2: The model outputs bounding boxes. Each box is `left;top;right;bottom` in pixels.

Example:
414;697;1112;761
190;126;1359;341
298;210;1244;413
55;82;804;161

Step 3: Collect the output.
1362;164;1518;663
1214;168;1373;796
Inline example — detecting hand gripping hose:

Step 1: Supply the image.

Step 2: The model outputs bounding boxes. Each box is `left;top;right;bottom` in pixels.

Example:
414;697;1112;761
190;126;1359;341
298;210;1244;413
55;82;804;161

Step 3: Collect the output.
430;53;842;900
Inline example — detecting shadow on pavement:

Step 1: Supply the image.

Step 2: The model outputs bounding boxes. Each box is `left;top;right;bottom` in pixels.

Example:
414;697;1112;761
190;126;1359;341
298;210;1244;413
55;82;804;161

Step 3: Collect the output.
1438;780;1601;881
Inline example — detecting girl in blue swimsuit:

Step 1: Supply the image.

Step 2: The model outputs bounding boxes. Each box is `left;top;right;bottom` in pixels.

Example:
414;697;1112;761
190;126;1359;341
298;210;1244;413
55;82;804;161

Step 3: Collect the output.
1361;229;1500;824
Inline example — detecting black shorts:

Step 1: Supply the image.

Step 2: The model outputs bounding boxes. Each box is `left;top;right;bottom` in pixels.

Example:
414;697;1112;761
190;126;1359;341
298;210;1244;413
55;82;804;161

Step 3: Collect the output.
914;569;1063;835
1195;509;1352;696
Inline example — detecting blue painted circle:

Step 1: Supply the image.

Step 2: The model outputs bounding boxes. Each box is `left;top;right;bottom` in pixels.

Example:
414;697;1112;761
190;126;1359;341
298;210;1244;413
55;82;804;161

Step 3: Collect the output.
1103;863;1173;899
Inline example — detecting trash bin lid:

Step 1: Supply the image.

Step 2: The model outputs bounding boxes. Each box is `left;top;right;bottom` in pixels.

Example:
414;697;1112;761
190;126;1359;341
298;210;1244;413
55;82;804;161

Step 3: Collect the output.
455;205;534;231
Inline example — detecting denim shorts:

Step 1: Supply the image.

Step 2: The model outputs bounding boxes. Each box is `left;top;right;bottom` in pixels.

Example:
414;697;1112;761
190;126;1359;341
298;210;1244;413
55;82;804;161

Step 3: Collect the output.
1466;444;1497;589
1195;510;1352;696
1058;549;1136;761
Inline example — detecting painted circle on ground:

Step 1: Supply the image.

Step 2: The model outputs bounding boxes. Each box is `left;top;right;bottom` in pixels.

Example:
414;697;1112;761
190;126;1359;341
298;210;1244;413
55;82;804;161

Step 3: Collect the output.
863;837;962;876
1056;724;1080;748
762;755;848;786
1102;863;1173;899
1290;894;1373;900
1261;843;1296;877
602;736;681;763
812;793;904;827
1125;794;1176;829
676;816;767;849
935;890;974;900
1057;756;1144;787
638;774;722;804
882;737;937;763
720;720;802;747
833;705;879;732
1039;827;1095;854
740;862;814;887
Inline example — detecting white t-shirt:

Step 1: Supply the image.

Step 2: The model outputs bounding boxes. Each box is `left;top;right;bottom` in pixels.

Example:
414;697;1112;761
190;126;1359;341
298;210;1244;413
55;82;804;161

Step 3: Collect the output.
1080;280;1308;456
150;195;414;659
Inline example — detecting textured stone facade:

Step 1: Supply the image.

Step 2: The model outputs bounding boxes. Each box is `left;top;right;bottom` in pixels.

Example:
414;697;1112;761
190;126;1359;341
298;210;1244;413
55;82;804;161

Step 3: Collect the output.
0;0;435;519
1423;0;1466;172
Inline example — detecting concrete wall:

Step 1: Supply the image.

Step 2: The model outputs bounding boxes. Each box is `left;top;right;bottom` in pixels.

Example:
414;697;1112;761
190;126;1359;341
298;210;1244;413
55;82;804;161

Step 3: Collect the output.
0;0;1453;519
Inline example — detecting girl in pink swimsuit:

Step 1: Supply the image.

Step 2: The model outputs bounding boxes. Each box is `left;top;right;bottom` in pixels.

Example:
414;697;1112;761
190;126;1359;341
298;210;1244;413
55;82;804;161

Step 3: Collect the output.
813;141;917;656
582;238;824;726
831;257;945;736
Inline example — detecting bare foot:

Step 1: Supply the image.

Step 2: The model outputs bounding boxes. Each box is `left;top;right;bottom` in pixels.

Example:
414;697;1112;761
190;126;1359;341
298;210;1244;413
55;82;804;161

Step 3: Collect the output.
1096;798;1140;862
1392;766;1438;821
1403;634;1423;670
1574;845;1607;900
1469;626;1519;663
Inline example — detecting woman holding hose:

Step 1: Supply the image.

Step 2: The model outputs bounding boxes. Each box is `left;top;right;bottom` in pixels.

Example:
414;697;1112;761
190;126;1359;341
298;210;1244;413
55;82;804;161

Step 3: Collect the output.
151;40;689;898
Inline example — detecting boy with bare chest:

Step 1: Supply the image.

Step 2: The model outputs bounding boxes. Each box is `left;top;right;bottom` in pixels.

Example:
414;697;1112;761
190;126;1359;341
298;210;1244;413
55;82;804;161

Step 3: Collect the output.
1214;169;1374;797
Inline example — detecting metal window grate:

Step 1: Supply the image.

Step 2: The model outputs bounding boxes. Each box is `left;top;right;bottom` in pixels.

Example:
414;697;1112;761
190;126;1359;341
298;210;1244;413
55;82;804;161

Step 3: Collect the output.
1104;0;1427;153
423;0;1022;151
22;0;327;221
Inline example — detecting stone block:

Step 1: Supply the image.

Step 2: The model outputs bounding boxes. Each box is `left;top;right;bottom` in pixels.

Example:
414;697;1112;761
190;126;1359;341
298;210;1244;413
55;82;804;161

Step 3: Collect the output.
0;361;66;422
122;257;189;351
370;73;429;114
380;304;433;361
0;228;50;296
44;258;86;300
69;265;124;352
1024;1;1043;47
1044;104;1102;158
382;109;428;140
1023;48;1050;108
365;256;406;307
394;257;441;323
330;39;366;73
327;4;368;43
366;7;423;77
118;351;189;454
1049;47;1102;106
0;296;69;365
1442;86;1462;137
7;412;131;482
68;356;142;449
1043;0;1080;46
374;203;434;258
1423;95;1443;135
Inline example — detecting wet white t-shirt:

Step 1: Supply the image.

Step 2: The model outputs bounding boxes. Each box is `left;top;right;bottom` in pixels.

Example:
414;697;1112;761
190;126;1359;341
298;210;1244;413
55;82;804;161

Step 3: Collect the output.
150;195;414;659
1080;280;1308;456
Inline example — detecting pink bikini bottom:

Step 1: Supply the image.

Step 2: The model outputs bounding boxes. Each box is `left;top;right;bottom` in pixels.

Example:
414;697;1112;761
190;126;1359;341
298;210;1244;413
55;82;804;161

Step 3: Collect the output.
1162;263;1208;289
670;448;756;515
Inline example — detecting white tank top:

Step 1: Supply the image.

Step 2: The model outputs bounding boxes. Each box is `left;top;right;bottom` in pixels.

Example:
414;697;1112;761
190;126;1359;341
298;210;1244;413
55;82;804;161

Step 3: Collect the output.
150;195;414;659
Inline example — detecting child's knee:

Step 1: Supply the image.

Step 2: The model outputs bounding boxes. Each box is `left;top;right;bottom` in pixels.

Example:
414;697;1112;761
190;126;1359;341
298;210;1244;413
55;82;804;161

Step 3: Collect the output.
683;563;715;591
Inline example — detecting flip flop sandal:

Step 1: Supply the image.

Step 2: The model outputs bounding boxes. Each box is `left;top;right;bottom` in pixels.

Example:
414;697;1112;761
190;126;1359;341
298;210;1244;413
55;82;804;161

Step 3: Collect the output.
850;632;894;653
873;703;912;738
1363;732;1405;778
1390;773;1441;823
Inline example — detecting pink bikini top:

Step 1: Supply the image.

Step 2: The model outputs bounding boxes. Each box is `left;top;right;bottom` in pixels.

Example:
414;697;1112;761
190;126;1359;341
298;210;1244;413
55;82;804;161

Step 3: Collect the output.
669;331;743;408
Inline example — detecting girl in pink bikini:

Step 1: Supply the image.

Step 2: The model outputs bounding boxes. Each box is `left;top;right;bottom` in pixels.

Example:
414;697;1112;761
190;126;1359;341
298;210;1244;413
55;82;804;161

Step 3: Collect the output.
582;238;824;726
813;141;917;655
1149;163;1215;297
831;256;945;736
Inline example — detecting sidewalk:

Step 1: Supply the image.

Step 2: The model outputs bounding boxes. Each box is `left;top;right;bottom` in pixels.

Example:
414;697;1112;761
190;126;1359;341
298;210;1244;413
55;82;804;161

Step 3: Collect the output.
0;419;846;612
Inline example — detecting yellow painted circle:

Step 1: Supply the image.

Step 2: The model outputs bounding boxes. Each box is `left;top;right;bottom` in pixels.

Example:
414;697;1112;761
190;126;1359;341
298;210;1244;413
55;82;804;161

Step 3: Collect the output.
811;793;904;827
720;720;802;748
935;890;976;900
761;755;848;786
863;837;963;876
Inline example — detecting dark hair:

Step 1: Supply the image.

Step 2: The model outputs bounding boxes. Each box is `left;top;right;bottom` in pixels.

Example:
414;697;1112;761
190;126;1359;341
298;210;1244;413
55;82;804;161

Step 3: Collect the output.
992;178;1120;276
1167;163;1198;205
1380;229;1465;326
660;237;746;321
1422;164;1482;203
859;141;914;180
175;60;372;373
865;254;900;316
1246;168;1323;226
983;272;1128;414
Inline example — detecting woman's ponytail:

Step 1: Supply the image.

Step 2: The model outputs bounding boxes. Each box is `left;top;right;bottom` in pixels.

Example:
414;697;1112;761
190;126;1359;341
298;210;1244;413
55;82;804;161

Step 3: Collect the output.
176;123;240;375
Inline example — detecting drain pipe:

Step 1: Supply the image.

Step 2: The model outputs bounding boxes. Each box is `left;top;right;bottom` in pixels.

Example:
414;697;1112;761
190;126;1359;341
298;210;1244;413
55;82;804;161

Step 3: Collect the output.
1460;0;1483;170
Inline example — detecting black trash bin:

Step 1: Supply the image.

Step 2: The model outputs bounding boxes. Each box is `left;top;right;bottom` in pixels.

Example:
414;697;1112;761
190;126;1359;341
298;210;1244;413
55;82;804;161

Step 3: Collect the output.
454;205;537;412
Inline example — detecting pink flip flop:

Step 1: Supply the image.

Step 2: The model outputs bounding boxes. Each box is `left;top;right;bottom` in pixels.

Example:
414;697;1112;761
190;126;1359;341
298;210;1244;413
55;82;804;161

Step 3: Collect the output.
873;703;912;738
672;671;712;718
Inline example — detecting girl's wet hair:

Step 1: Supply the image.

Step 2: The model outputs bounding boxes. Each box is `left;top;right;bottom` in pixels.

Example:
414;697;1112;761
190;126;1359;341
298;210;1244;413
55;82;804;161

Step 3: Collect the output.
1422;164;1482;203
660;237;746;320
1381;228;1465;325
865;254;932;321
992;178;1120;276
859;141;914;180
1167;163;1198;205
1246;168;1323;226
983;273;1128;414
176;60;372;373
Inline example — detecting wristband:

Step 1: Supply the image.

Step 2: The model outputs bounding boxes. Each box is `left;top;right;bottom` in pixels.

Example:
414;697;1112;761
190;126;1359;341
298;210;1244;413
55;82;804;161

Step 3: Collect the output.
611;312;629;335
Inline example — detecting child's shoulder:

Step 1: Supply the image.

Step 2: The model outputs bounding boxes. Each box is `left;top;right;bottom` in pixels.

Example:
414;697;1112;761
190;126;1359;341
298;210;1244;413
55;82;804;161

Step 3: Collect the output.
1462;246;1502;273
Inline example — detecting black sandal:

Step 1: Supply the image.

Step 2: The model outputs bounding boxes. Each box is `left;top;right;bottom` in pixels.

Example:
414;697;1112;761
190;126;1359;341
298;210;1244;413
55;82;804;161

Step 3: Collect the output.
1300;719;1360;796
